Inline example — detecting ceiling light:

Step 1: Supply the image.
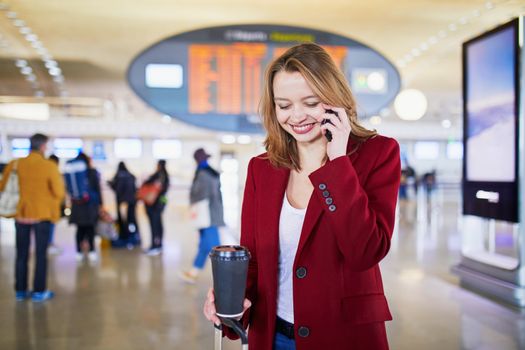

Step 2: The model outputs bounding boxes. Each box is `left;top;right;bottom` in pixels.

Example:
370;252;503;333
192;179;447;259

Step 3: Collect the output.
15;59;27;67
369;115;382;125
45;60;57;68
428;36;438;45
404;54;413;62
485;2;494;10
394;89;428;121
419;43;429;51
237;135;252;144
441;119;452;128
48;67;62;76
20;66;33;75
472;10;480;17
411;48;421;56
459;17;467;25
24;33;38;42
13;19;25;27
19;26;31;35
448;24;457;31
221;135;236;144
438;31;447;38
6;11;17;19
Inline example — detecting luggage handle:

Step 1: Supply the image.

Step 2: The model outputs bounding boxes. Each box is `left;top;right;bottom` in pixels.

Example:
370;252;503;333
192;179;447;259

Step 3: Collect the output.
214;318;248;350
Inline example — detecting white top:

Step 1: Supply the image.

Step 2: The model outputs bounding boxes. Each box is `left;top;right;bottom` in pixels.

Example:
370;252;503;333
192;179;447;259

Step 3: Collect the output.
277;193;306;323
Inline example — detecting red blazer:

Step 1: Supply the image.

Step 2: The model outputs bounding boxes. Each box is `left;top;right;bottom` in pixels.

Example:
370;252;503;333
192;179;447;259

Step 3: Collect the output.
236;135;400;350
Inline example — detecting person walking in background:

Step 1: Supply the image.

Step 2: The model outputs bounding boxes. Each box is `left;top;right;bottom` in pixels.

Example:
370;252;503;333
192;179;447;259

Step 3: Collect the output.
108;161;140;248
142;160;169;256
179;148;224;284
47;154;64;255
0;133;64;302
65;152;103;263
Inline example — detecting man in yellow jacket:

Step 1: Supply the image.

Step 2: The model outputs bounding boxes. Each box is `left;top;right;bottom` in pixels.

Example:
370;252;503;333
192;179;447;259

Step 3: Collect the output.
0;133;64;302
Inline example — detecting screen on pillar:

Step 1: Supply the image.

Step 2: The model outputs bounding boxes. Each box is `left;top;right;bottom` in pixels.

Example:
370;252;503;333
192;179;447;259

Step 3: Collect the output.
127;24;401;133
462;18;520;222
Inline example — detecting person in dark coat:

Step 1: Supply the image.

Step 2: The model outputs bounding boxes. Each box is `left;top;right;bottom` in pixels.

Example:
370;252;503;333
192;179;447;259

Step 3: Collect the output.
179;148;224;284
108;161;140;248
68;152;102;263
143;160;169;256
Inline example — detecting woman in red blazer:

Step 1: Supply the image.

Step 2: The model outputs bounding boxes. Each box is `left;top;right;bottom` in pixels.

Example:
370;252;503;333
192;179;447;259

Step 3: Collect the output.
204;43;400;350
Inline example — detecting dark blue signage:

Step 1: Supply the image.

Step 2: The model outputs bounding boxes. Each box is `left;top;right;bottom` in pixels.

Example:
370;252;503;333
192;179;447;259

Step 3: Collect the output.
127;24;401;133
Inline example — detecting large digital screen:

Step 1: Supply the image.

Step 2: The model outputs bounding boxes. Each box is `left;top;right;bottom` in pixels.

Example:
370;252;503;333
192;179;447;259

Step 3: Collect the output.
53;138;83;159
462;19;519;222
128;24;401;133
414;141;440;160
11;138;30;158
114;139;142;159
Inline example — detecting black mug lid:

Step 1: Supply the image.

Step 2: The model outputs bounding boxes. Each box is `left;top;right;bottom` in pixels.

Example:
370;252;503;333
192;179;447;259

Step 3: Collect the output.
209;245;251;259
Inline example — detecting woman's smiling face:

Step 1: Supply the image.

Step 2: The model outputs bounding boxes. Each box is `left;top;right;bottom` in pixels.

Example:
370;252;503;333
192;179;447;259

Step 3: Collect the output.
273;70;325;144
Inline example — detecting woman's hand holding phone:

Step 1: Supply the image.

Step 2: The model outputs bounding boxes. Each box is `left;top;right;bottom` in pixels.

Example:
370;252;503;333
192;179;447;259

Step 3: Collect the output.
319;104;352;161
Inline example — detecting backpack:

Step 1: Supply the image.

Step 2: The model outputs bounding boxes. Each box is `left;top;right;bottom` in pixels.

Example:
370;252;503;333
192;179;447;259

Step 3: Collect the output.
0;160;20;218
64;159;90;202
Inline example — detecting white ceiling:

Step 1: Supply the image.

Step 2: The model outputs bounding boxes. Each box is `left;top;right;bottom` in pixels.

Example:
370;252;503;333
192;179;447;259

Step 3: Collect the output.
0;0;523;121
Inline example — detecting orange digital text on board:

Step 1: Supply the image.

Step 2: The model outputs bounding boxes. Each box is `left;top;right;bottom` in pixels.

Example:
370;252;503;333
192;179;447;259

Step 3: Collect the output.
188;43;347;115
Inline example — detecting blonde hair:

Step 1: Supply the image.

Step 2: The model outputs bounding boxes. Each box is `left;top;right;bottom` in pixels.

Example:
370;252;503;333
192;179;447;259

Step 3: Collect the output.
260;43;376;170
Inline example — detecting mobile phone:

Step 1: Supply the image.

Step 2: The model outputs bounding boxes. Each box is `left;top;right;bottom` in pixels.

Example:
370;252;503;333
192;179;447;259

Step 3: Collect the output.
321;110;338;142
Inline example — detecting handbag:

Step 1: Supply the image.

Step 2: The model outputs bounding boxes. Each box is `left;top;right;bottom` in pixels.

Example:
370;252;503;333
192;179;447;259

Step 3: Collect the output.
95;208;117;239
190;199;211;229
136;181;162;206
0;160;20;218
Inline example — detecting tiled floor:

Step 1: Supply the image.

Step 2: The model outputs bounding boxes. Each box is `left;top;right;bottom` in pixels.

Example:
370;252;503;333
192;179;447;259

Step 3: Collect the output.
0;191;524;350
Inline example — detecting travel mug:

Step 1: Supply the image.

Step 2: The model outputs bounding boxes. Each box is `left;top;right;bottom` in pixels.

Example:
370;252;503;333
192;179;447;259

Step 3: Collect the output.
209;245;251;318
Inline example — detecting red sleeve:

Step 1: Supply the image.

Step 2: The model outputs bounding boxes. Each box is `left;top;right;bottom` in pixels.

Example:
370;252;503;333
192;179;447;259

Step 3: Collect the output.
223;157;258;339
309;138;401;271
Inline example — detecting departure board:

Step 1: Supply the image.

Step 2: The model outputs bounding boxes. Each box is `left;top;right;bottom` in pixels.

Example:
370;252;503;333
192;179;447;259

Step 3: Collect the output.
127;25;400;133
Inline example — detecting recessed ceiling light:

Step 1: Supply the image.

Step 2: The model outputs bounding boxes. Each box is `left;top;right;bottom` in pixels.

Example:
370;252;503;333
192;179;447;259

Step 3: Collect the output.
15;59;27;67
19;27;31;35
369;115;382;125
428;36;438;45
441;119;452;128
20;66;32;75
411;48;421;56
48;67;62;76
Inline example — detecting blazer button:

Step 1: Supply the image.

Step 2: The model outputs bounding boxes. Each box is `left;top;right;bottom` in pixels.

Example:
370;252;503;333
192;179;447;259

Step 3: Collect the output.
296;267;307;279
328;204;336;212
298;326;310;338
322;190;330;198
318;183;327;190
325;197;333;205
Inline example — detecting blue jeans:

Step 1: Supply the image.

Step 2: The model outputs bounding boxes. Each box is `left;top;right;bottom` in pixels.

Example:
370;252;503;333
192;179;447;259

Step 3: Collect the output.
193;226;220;269
273;332;296;350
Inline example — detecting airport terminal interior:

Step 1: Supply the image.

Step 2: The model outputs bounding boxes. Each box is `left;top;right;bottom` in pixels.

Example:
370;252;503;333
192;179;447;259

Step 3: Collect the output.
1;1;525;349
